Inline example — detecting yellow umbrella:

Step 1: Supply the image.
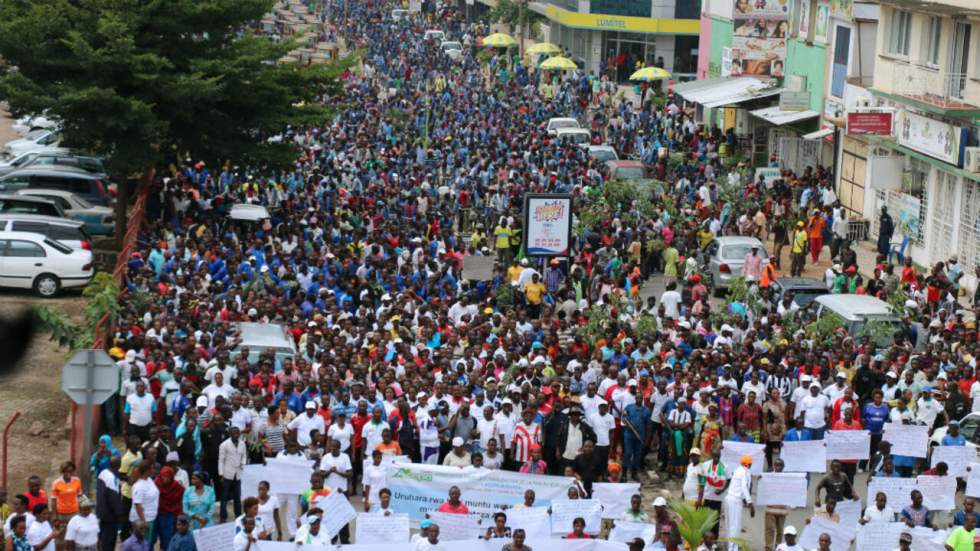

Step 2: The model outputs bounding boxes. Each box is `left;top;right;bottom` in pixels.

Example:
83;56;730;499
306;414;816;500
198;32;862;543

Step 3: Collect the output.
629;67;672;81
482;33;517;47
539;56;577;70
526;42;561;55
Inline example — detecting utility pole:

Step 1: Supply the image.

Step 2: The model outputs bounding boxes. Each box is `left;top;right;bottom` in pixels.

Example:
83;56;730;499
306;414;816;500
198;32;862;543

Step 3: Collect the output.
520;0;527;57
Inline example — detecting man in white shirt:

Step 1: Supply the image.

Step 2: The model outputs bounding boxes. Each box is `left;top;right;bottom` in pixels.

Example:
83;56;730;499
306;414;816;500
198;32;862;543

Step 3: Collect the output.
494;400;517;454
475;405;499;453
359;407;387;455
202;372;233;409
218;426;247;523
969;372;980;413
800;384;830;439
660;281;682;319
790;375;815;420
724;455;754;551
318;439;352;494
124;381;156;442
586;401;616;469
861;491;896;523
287;402;326;448
27;506;58;551
774;525;802;551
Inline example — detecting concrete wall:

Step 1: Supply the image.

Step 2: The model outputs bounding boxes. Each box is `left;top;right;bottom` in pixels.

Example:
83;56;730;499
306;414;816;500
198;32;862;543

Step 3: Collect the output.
785;38;828;113
705;16;732;78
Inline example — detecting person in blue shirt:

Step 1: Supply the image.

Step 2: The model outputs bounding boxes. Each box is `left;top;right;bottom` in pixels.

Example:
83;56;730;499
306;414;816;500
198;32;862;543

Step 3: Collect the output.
622;398;651;482
941;419;966;446
784;417;812;442
728;423;756;443
862;389;891;467
953;497;980;527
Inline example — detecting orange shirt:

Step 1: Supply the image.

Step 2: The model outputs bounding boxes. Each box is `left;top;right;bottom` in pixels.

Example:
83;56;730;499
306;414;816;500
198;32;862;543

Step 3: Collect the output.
52;477;81;514
807;215;825;238
376;441;402;456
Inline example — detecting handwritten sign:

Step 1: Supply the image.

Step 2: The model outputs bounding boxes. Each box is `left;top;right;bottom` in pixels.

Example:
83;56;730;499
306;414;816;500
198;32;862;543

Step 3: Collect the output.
836;498;863;529
855;522;905;551
429;512;483;541
826;430;870;460
720;441;766;475
882;423;929;458
355;513;410;543
781;440;827;472
756;472;807;508
192;522;235;551
550;499;602;535
591;482;640;519
915;475;956;510
911;526;950;551
868;477;917;510
799;516;854;551
609;521;656;545
505;507;552;539
242;457;315;497
319;490;357;540
967;463;980;497
931;446;977;477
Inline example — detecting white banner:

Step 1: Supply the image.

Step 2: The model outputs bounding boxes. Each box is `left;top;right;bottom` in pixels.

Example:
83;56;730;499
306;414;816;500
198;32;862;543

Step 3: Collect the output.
608;521;656;545
550;499;602;535
428;511;483;541
915;475;956;510
505;507;552;539
243;457;315;497
825;430;870;460
192;523;235;551
910;527;950;551
882;423;929;458
524;194;572;256
799;516;854;551
355;513;410;544
720;441;766;475
967;463;980;497
855;522;906;551
385;463;573;519
868;477;918;511
836;498;863;529
259;540;630;551
591;483;640;519
756;472;808;508
931;446;977;477
781;440;827;472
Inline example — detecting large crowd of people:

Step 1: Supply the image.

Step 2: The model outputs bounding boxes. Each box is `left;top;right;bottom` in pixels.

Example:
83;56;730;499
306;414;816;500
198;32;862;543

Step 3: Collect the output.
3;0;980;550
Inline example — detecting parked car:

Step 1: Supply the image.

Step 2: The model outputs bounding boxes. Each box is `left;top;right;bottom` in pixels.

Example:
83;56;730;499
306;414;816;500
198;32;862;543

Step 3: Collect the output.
11;114;58;137
0;194;65;218
423;29;445;42
546;117;580;135
440;41;463;61
0;149;72;177
231;322;298;369
17;189;114;234
0;214;92;251
586;145;619;163
605;160;652;182
768;277;829;309
391;8;409;21
701;236;768;294
554;127;591;146
809;294;901;343
0;166;111;206
0;231;93;297
2;129;62;159
12;151;109;180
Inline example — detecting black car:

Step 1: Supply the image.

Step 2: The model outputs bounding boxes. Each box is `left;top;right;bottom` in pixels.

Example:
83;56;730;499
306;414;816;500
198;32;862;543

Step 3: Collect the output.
769;277;829;309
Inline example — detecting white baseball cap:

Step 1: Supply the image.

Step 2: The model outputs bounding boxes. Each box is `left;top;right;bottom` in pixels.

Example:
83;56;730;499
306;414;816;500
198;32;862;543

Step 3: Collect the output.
652;497;667;507
784;526;798;536
305;401;317;410
452;437;465;447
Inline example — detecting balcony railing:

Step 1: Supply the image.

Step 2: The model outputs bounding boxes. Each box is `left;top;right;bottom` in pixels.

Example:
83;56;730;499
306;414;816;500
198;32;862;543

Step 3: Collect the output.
891;64;976;109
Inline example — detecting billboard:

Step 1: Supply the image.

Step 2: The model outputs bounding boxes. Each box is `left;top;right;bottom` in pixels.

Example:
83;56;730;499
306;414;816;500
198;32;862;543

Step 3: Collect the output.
523;193;573;257
847;112;893;136
732;0;789;77
896;110;967;166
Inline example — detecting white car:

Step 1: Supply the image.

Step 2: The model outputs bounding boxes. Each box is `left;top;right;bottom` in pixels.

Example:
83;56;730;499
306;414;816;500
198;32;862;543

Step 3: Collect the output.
16;189;114;235
441;41;463;61
424;30;446;42
229;203;271;223
0;231;93;296
0;214;92;251
546;117;581;136
391;8;409;21
555;127;591;147
587;145;619;162
11;114;58;137
2;129;62;159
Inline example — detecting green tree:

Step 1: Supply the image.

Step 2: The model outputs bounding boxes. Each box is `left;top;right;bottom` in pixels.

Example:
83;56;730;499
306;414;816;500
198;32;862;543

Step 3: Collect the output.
488;0;545;45
0;0;351;238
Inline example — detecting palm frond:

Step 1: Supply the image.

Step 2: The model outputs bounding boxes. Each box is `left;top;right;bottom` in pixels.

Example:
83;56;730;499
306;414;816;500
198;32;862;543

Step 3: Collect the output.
669;498;718;548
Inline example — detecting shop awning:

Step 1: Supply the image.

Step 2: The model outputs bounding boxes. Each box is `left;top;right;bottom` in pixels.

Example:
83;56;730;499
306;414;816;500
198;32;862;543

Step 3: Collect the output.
802;128;834;140
750;106;821;126
673;77;781;108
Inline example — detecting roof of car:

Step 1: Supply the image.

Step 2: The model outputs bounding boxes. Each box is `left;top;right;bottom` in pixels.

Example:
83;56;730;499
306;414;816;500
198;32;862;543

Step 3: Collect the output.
774;277;827;289
1;165;98;179
814;294;893;317
17;189;74;198
0;213;82;226
605;160;643;168
712;236;766;246
0;193;58;204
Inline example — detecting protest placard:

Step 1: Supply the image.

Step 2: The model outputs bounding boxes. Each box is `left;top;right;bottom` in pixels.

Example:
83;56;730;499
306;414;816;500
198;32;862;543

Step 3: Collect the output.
825;430;870;460
910;527;950;551
882;423;929;458
429;511;483;541
192;522;235;551
868;477;917;510
855;522;905;551
799;516;854;551
780;440;827;472
504;507;552;539
242;457;315;497
756;473;808;508
608;521;656;545
720;441;765;475
355;513;410;544
915;475;956;510
591;482;640;519
462;255;497;281
967;463;980;497
550;499;603;535
319;490;357;540
931;446;977;477
836;498;863;529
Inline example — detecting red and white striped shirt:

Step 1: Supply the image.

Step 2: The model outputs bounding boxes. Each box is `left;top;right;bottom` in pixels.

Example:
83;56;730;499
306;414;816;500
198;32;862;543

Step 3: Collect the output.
511;421;541;463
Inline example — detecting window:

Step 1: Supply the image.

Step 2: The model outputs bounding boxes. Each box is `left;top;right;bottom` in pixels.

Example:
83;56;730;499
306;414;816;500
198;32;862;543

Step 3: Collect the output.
4;240;45;258
831;25;851;98
590;0;651;17
923;16;941;65
949;22;971;98
887;10;911;56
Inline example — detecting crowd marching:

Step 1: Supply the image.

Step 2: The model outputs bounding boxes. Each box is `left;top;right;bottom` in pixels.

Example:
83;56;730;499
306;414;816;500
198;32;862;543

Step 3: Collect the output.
3;0;980;550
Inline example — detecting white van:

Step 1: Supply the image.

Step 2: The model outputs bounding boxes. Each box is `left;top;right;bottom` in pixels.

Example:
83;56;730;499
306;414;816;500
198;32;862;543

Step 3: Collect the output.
555;127;591;146
811;294;901;340
546;117;580;135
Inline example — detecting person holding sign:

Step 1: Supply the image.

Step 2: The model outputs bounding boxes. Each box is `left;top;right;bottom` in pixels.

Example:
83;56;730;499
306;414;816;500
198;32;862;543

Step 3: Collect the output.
723;455;754;551
414;523;446;551
900;490;934;528
861;491;897;523
484;512;511;540
564;517;592;539
293;509;328;546
233;516;260;551
814;460;857;509
500;528;530;551
698;447;729;535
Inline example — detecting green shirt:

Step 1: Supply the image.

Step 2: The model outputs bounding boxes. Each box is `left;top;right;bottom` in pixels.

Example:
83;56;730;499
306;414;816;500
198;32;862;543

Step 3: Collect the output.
946;527;976;551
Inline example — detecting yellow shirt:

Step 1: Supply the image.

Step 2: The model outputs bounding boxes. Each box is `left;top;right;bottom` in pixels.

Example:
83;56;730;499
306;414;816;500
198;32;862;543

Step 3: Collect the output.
525;281;546;304
120;450;142;499
792;229;808;253
494;226;511;249
507;265;523;283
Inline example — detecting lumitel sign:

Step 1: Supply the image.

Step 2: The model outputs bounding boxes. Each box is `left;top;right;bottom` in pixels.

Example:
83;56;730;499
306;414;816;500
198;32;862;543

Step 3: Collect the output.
847;112;893;136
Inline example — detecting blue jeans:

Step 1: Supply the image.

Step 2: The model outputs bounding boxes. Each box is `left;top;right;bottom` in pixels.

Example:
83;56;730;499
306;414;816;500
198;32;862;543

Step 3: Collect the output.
810;427;826;440
153;513;175;551
623;433;644;473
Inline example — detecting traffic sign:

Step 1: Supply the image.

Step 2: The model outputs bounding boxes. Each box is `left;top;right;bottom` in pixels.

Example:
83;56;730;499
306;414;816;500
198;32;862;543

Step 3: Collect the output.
61;349;119;405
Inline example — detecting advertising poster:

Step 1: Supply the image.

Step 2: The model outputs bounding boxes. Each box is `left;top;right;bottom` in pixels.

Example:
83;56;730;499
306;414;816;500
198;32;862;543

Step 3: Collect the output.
524;194;573;257
732;0;789;77
814;0;830;44
896;109;966;165
798;0;811;36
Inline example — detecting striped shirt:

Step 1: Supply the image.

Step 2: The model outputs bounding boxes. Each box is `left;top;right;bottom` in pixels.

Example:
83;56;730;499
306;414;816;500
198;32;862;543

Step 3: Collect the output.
511;422;541;463
262;421;286;455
